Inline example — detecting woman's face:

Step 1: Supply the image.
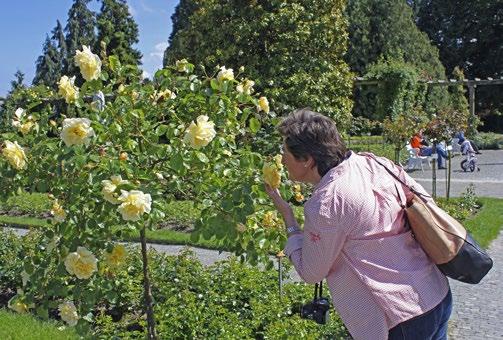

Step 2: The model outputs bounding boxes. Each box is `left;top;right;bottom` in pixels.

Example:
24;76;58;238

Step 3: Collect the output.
281;143;310;182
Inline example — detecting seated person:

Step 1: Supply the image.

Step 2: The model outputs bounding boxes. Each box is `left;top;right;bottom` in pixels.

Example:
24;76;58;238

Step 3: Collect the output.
454;131;481;154
410;130;448;169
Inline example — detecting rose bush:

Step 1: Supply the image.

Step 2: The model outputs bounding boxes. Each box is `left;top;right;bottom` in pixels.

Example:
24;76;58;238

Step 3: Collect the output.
0;47;303;334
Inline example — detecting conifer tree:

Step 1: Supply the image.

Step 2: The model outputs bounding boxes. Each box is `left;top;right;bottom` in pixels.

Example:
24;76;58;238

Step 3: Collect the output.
33;35;60;86
163;0;198;67
65;0;96;77
96;0;142;66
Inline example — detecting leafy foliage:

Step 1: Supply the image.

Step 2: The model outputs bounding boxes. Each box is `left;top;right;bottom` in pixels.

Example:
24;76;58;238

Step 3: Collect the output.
164;0;353;125
416;0;503;128
346;0;449;120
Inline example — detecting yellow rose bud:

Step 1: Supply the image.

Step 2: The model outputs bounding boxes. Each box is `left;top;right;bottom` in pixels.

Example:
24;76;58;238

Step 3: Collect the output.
74;45;101;81
257;96;270;113
49;120;57;127
119;152;128;161
58;75;79;103
2;140;27;170
19;121;35;135
184;115;216;149
8;296;28;314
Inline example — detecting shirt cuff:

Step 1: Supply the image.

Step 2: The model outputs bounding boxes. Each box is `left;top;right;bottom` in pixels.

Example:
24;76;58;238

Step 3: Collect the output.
284;233;303;258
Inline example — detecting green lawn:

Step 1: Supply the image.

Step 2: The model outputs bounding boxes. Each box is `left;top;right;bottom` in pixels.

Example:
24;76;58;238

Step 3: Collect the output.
0;309;79;340
464;197;503;248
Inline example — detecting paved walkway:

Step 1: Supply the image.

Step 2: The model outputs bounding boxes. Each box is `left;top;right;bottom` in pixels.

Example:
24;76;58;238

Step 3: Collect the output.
407;149;503;198
448;230;503;339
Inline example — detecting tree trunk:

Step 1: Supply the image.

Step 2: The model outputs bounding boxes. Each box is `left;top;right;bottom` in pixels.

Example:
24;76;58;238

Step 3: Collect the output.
432;143;437;199
140;226;158;339
447;150;452;200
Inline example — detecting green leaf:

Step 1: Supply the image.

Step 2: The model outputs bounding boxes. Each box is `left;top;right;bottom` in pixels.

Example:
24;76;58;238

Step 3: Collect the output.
195;152;209;163
109;55;121;72
170;153;185;173
249;118;261;134
210;79;220;91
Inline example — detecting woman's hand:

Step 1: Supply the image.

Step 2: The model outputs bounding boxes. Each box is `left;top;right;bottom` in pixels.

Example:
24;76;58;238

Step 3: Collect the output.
264;184;296;226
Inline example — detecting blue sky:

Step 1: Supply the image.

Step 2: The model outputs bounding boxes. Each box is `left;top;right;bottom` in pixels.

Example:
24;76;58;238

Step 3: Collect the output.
0;0;179;97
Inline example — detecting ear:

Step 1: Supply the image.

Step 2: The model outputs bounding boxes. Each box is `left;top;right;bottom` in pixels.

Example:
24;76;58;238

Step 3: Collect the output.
304;156;315;169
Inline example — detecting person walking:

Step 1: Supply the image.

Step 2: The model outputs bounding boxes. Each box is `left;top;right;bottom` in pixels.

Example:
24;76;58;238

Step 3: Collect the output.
266;109;452;340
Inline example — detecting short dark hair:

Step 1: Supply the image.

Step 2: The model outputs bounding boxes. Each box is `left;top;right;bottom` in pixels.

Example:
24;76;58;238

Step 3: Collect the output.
277;108;347;177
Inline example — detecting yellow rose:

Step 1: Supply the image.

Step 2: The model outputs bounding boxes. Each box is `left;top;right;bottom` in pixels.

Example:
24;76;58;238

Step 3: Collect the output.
294;192;305;202
257;96;270;113
273;154;283;169
58;301;79;326
176;59;190;73
2;140;27;170
262;211;279;228
74;45;101;81
236;79;255;95
58;75;79;103
51;200;67;222
263;155;283;189
64;246;98;279
8;296;28;314
60;118;95;147
117;190;152;221
105;244;126;268
217;66;234;82
12;107;24;127
19;121;35;135
154;89;176;102
101;175;129;204
184;115;216;149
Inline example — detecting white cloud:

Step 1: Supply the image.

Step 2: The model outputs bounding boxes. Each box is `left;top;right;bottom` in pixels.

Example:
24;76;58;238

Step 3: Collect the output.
142;70;151;79
149;42;169;60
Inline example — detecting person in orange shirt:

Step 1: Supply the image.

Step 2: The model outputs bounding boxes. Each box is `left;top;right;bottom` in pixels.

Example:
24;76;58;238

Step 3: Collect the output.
410;130;448;169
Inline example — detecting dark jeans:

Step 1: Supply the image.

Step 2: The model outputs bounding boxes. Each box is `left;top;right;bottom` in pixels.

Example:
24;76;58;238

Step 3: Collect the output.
419;145;448;168
388;289;452;340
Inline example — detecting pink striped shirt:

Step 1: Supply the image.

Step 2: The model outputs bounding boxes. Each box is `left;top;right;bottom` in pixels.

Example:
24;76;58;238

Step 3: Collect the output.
285;152;449;340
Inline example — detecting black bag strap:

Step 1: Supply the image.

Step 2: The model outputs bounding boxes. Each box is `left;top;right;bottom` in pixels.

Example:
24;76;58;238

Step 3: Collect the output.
314;281;323;299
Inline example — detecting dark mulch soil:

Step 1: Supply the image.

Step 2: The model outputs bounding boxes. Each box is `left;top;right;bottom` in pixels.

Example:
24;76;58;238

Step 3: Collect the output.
156;221;194;233
0;287;16;308
0;209;51;219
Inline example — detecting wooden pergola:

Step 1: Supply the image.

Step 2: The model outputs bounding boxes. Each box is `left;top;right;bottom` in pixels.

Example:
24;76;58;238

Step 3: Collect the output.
354;76;503;120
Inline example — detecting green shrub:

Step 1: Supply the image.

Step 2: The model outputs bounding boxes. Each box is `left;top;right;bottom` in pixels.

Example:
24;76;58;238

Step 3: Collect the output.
90;248;349;339
472;132;503;150
0;192;51;216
